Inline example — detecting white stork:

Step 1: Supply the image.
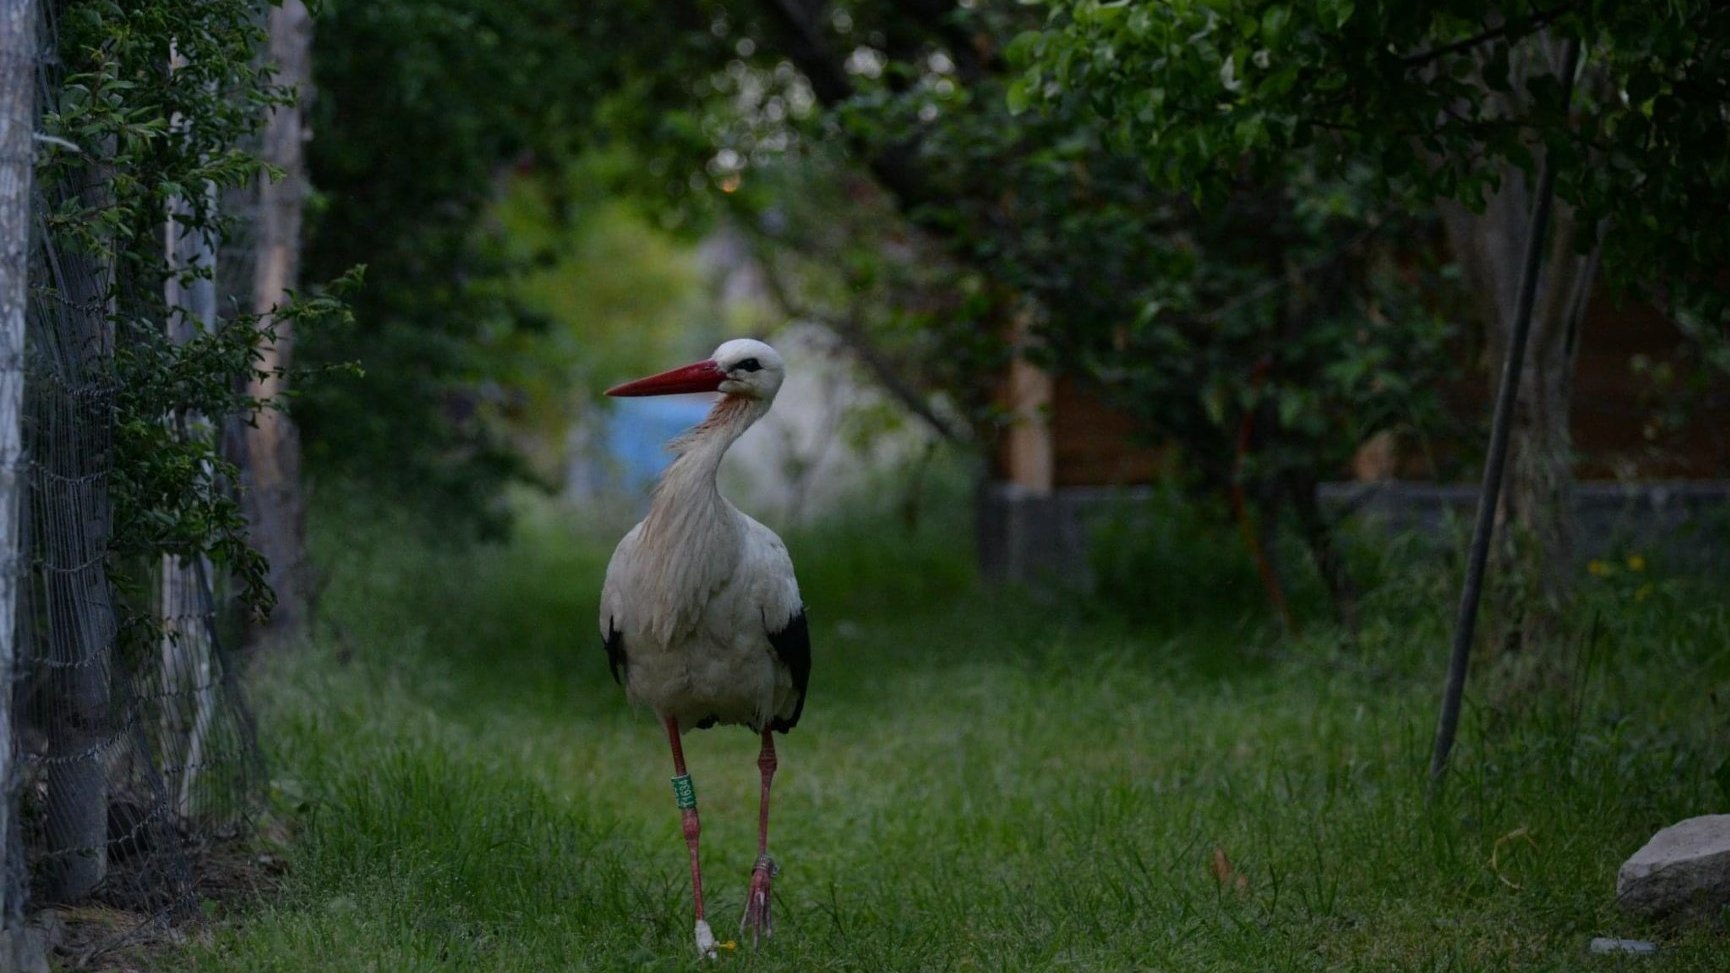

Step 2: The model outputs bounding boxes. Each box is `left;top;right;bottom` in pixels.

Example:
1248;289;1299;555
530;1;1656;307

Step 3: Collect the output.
599;338;811;958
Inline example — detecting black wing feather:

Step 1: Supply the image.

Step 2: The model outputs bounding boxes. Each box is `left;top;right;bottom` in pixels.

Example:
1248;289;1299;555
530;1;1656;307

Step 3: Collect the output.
603;618;627;685
765;607;811;733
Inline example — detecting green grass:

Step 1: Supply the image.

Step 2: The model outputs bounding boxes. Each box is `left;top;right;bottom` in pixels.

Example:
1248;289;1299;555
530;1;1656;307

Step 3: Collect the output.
174;492;1730;971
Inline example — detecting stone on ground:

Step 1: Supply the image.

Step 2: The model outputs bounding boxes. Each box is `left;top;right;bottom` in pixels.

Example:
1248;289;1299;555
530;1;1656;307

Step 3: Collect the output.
1588;936;1657;955
1616;814;1730;923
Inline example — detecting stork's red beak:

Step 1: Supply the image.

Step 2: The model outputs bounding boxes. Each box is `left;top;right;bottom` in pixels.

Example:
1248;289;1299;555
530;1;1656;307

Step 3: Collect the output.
606;359;727;397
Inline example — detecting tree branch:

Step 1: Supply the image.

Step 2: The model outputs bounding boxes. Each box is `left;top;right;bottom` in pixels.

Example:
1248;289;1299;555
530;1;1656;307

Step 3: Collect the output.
1399;3;1578;68
747;234;970;446
1197;219;1385;325
754;0;944;212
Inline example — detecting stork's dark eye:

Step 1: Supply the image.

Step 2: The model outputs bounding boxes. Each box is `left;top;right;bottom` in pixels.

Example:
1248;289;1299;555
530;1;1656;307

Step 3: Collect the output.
735;357;762;373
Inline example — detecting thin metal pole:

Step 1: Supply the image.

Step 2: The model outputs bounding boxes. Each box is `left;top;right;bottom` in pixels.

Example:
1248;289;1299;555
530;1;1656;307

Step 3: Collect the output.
1429;37;1582;785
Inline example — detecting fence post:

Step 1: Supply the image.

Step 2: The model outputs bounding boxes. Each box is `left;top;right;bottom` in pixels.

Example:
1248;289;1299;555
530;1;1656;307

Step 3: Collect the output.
40;104;118;914
159;40;221;822
0;0;37;943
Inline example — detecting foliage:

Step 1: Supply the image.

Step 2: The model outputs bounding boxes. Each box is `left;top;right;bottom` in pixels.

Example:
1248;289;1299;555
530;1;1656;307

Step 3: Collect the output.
717;152;1008;442
298;0;1464;555
299;0;1730;550
484;185;720;477
683;0;1461;555
1015;0;1730;319
35;0;348;617
1088;483;1302;628
298;0;735;529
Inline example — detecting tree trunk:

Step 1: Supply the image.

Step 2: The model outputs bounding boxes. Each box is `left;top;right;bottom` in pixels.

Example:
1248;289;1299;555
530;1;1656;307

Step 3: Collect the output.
1230;365;1297;638
1441;183;1598;636
1438;34;1599;645
238;0;312;646
1284;468;1359;633
0;0;35;928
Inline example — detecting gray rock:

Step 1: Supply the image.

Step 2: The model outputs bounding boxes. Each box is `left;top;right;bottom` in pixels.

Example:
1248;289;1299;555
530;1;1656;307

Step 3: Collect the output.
1617;814;1730;923
1589;937;1657;955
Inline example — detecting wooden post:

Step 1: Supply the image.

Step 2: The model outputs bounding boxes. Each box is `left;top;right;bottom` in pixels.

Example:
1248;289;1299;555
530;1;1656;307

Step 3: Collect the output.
1001;313;1053;495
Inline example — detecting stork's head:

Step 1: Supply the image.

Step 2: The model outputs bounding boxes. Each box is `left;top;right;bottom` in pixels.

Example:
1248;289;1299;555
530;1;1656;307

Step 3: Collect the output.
606;338;786;402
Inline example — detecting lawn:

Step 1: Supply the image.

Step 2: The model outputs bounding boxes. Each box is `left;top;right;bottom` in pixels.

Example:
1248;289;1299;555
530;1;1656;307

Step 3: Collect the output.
172;490;1729;971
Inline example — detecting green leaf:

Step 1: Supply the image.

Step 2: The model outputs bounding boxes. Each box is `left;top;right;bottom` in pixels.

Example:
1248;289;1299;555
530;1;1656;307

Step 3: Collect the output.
1080;1;1130;26
1004;30;1044;68
1260;6;1290;41
1319;0;1354;30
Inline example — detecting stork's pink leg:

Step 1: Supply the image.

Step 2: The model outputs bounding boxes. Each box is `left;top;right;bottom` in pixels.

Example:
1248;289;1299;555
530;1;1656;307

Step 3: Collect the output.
741;728;778;943
665;717;719;958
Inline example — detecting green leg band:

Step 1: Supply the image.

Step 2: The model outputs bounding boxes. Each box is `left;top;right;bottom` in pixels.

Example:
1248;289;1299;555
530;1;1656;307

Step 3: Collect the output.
671;773;697;810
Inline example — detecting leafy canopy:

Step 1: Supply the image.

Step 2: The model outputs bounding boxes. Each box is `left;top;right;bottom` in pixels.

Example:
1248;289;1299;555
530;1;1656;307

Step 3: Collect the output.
1014;1;1730;312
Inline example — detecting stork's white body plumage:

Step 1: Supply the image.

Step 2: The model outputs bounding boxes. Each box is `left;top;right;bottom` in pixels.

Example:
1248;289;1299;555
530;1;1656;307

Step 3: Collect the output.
602;495;804;731
597;339;810;958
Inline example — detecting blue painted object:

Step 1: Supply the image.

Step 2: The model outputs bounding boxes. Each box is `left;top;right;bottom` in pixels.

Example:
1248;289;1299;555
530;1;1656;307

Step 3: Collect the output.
604;396;713;494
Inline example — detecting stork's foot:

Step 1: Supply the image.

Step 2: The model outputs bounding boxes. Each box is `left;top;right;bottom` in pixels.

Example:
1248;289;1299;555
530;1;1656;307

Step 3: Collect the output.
693;919;721;959
740;854;778;945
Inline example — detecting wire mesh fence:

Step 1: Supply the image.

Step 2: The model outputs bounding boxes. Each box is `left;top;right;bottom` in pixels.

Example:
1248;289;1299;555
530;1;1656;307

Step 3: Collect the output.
0;0;269;959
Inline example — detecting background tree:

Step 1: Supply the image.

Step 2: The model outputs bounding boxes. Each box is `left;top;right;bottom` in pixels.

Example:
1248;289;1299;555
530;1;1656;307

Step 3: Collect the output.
298;0;729;532
1015;0;1730;633
659;0;1460;623
235;0;314;644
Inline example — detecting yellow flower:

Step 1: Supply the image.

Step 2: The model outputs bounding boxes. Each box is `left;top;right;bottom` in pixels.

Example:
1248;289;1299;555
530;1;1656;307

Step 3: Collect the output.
1587;559;1612;577
1626;554;1647;572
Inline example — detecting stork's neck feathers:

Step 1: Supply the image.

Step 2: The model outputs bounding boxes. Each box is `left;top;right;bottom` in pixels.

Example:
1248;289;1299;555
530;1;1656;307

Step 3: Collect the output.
667;394;764;467
636;394;770;642
650;394;766;515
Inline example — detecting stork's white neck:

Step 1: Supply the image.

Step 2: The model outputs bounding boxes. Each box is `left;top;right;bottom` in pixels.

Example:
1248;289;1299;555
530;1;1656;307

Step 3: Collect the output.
635;394;771;643
648;394;768;516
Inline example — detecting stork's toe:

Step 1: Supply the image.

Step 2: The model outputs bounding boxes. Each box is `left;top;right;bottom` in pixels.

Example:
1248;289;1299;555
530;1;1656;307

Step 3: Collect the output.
740;854;778;944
